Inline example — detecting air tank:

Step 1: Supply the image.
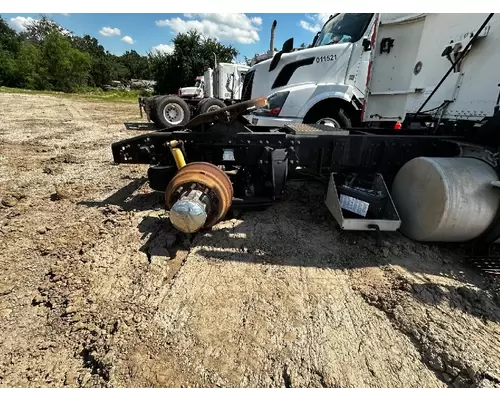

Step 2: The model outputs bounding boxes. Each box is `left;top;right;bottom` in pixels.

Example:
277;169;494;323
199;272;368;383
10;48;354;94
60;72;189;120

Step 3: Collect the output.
391;157;500;242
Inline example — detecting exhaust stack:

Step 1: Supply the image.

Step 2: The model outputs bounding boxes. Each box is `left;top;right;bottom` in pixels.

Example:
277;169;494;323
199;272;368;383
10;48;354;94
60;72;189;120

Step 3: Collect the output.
270;20;277;52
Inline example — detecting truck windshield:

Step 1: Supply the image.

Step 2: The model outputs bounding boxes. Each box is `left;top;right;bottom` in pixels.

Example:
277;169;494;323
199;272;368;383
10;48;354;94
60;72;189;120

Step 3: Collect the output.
195;80;202;87
314;13;374;47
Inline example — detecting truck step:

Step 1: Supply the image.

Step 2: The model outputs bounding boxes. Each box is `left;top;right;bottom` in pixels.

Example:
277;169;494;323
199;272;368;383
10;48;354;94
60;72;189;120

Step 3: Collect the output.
466;256;500;276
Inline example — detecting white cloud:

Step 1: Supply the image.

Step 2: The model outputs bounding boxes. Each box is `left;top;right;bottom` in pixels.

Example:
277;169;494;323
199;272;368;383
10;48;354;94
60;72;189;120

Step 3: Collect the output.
151;44;174;54
9;16;38;32
10;16;73;37
155;13;261;44
121;35;135;45
61;28;73;37
99;26;121;37
299;13;332;33
251;16;263;26
60;13;70;16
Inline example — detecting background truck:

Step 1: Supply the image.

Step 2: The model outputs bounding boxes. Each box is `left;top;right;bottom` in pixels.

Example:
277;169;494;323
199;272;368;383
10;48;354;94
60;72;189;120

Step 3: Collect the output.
139;20;281;130
139;62;250;129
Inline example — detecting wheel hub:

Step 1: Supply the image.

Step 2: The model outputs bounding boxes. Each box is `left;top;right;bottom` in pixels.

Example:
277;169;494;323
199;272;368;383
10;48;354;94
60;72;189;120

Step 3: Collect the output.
206;105;222;113
164;103;185;124
316;117;341;128
165;162;233;233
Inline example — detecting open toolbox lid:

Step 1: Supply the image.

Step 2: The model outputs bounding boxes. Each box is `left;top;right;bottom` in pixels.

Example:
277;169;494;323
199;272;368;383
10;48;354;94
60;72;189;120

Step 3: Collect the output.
325;173;401;232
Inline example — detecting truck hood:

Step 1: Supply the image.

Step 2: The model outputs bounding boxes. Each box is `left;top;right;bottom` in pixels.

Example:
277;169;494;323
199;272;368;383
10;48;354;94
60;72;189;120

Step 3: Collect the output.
179;86;201;95
249;43;352;99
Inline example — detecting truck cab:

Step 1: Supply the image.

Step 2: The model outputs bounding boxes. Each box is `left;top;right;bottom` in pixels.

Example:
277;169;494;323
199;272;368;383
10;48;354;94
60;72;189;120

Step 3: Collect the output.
245;13;377;128
178;76;204;99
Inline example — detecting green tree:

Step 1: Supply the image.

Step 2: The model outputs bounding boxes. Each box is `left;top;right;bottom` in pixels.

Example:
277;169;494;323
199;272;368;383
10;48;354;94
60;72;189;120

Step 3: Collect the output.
149;30;238;94
0;17;22;86
38;31;91;92
22;14;72;44
0;17;21;53
71;34;114;87
108;54;130;82
15;42;42;89
243;56;252;66
0;15;234;94
121;50;150;81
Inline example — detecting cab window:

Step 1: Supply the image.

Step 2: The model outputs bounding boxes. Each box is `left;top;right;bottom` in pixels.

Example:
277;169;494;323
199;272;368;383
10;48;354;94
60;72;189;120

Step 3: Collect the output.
314;13;374;47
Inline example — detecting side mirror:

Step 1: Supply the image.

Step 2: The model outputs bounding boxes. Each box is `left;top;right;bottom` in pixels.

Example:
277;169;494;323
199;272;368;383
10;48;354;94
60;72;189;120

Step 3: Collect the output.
282;37;294;53
362;38;372;52
312;32;320;47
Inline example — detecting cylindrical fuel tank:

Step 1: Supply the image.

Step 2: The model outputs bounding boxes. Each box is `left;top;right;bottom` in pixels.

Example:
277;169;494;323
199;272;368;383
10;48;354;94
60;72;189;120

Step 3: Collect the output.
391;157;500;242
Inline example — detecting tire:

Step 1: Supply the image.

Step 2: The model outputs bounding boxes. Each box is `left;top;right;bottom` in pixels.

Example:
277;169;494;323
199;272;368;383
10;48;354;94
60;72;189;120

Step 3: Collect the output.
197;97;226;115
304;105;352;128
195;97;210;112
143;96;160;124
155;95;191;129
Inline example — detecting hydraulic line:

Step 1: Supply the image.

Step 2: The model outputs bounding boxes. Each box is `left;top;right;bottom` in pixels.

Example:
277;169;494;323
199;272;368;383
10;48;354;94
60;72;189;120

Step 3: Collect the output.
168;140;186;169
408;13;494;125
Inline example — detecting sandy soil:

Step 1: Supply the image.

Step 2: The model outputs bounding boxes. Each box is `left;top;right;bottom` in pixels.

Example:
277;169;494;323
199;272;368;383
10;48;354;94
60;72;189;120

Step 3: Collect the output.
1;92;500;388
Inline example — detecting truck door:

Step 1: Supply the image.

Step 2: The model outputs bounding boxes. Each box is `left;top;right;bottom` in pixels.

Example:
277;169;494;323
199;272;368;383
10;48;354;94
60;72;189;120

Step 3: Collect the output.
349;15;378;98
311;13;375;97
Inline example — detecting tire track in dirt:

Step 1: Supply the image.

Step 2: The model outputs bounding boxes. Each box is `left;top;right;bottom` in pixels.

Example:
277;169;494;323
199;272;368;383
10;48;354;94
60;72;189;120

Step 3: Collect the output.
350;262;500;387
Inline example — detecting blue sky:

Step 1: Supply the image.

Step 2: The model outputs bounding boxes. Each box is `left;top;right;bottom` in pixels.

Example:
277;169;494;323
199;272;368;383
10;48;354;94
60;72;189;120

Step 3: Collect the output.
1;13;330;61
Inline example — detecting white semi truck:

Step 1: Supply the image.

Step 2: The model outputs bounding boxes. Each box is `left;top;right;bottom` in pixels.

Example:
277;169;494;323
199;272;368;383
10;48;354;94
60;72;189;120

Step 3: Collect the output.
247;13;500;131
360;13;500;247
245;13;378;128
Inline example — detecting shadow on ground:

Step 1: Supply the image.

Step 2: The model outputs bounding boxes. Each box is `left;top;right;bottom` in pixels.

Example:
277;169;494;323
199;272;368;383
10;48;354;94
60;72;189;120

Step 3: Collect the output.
78;177;163;212
78;177;500;324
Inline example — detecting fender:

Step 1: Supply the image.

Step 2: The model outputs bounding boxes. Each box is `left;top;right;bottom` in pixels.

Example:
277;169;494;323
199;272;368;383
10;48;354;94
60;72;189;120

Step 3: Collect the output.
296;84;356;119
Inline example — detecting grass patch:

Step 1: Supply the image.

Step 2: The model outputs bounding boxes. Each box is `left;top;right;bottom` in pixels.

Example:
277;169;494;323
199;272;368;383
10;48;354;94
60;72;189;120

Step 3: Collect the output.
0;86;151;103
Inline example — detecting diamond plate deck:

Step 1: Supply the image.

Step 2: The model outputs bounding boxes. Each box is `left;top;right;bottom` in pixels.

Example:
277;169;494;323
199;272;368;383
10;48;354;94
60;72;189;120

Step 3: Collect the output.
284;123;350;135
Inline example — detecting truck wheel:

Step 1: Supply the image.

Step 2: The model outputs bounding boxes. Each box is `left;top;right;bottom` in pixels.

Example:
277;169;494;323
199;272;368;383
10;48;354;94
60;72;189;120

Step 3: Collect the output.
149;101;159;124
144;96;160;124
195;98;210;114
155;96;191;129
197;98;226;114
150;110;159;124
304;106;352;128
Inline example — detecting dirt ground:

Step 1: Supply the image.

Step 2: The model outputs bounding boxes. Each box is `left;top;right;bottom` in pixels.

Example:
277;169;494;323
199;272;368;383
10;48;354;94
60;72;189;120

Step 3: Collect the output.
1;92;500;388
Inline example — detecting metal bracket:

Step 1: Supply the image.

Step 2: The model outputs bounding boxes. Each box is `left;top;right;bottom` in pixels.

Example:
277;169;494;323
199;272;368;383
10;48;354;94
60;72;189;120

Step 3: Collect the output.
271;148;288;199
184;97;267;130
367;224;382;247
380;37;394;54
441;28;489;73
451;141;499;169
469;184;500;256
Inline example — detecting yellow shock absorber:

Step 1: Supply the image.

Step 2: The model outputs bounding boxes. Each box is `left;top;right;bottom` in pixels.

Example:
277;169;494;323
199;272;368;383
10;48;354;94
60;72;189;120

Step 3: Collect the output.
168;140;186;169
